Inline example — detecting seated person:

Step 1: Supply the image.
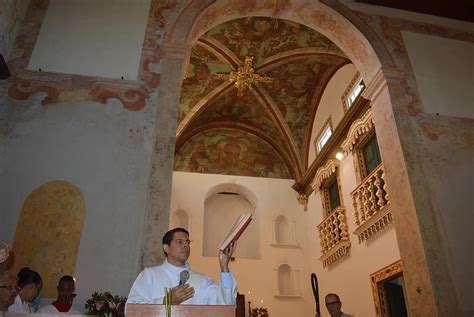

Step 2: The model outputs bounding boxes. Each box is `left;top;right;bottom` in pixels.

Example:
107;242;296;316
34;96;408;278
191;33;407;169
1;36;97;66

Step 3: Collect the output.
38;275;81;315
0;244;18;312
127;227;237;305
8;267;43;313
0;271;18;312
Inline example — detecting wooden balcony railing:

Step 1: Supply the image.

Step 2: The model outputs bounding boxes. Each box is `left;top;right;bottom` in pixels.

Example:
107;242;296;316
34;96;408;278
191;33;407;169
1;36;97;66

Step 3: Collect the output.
317;206;350;267
350;164;393;242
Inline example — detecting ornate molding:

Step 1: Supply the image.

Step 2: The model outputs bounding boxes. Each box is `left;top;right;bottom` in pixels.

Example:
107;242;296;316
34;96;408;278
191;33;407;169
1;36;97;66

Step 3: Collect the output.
370;260;403;317
8;72;150;110
353;204;392;243
319;240;350;268
311;158;340;190
341;108;374;153
297;193;308;211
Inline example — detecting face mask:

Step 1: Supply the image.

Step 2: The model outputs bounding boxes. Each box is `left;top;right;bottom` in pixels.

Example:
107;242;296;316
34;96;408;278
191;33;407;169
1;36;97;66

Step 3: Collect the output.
30;289;41;312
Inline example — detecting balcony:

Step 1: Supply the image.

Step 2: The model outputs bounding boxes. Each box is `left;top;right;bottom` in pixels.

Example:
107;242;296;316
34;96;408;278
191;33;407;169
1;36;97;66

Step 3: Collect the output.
351;164;392;242
317;206;351;267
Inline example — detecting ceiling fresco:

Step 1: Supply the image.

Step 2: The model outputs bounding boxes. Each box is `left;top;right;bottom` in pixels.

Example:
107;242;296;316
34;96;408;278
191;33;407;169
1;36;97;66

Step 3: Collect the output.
175;17;350;180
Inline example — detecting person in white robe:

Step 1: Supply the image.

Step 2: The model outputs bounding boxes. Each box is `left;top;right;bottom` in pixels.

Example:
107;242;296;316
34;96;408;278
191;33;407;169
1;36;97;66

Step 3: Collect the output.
8;267;42;313
127;227;237;306
37;275;81;315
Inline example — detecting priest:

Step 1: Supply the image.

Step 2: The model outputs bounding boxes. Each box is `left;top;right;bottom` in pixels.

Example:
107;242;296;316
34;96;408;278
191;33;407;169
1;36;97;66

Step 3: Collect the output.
127;227;237;305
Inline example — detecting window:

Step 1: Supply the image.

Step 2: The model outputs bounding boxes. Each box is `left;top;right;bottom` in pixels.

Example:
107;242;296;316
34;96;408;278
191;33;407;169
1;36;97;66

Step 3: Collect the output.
363;134;382;175
328;179;341;212
342;72;365;111
346;79;365;108
315;120;333;153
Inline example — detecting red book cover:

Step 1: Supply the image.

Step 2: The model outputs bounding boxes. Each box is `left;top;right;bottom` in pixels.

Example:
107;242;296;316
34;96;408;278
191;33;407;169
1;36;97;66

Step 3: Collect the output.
218;214;252;251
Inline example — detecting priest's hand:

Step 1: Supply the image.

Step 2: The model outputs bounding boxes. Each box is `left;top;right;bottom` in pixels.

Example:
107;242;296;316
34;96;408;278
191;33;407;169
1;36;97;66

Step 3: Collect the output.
219;241;236;273
170;284;195;304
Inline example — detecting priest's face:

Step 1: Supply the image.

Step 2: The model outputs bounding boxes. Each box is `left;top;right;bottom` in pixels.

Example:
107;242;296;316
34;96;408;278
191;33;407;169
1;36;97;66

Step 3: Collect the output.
164;231;191;266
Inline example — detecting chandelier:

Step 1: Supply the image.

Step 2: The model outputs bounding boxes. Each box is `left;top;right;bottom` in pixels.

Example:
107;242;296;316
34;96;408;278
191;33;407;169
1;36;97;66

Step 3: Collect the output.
216;56;273;96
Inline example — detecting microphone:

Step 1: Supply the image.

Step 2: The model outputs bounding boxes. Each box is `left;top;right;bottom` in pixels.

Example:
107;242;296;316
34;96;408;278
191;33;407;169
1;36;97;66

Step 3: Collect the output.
179;270;189;286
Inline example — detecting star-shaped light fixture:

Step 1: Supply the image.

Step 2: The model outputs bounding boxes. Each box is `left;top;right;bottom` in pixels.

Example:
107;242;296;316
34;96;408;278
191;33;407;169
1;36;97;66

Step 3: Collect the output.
217;56;273;96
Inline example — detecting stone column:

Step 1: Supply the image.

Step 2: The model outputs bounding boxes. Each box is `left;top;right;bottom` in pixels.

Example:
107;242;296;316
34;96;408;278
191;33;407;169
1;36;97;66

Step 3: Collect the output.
139;42;189;269
365;70;459;316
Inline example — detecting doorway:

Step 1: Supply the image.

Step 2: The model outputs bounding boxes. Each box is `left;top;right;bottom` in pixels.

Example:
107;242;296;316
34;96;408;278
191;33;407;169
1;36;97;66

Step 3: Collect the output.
371;260;410;317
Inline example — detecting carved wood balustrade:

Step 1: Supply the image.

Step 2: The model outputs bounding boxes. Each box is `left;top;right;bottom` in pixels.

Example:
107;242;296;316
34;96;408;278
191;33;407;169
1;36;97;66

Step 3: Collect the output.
351;164;393;242
317;206;350;267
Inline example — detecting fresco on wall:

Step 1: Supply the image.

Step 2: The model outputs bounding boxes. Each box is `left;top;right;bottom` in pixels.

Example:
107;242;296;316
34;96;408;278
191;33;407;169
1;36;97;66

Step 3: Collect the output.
174;129;291;179
178;17;349;179
12;181;85;297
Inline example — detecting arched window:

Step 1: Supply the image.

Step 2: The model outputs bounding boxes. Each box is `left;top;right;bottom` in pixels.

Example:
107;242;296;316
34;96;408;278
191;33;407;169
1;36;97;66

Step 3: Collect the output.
203;191;259;259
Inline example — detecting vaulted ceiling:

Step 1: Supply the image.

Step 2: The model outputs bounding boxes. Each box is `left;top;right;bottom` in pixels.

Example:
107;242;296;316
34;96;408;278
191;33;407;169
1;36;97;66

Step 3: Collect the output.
174;17;350;180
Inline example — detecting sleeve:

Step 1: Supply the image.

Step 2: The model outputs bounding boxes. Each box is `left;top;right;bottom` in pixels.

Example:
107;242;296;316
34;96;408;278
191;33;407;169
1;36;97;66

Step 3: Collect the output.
200;271;237;305
126;268;164;305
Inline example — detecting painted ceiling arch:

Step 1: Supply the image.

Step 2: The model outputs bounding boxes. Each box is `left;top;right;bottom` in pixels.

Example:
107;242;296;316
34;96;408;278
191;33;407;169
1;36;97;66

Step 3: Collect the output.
174;16;350;180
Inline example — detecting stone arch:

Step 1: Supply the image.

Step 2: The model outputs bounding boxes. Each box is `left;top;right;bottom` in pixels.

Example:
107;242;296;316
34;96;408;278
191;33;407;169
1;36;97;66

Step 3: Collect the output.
151;1;450;314
166;0;386;84
12;180;85;298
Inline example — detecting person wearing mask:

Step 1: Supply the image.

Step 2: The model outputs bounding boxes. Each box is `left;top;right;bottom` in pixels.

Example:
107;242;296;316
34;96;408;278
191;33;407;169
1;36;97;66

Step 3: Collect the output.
8;267;43;313
38;275;81;315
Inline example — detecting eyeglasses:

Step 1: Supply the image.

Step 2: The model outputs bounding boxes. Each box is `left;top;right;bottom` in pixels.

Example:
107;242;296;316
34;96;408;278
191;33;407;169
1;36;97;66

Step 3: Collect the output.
0;285;20;292
325;300;341;306
173;239;191;247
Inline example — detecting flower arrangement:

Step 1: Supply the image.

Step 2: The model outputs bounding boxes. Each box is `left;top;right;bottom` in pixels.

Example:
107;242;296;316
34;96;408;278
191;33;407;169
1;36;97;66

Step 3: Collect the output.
250;307;269;317
85;292;127;317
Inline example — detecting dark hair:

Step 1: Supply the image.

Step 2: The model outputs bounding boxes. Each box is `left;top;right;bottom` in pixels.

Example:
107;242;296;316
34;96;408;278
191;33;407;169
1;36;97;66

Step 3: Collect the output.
58;275;75;286
17;267;42;288
162;227;189;257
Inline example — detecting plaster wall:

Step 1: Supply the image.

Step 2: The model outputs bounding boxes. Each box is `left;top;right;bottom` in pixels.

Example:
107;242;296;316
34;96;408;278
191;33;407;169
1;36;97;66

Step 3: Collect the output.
0;82;157;309
0;0;30;59
28;0;151;80
402;32;474;119
308;64;357;164
170;165;401;317
402;32;474;315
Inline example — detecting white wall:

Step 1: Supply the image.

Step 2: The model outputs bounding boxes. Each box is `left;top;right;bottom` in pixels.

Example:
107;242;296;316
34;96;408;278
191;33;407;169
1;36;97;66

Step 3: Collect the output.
308;64;358;164
28;0;151;80
402;31;474;119
170;168;401;317
0;82;158;310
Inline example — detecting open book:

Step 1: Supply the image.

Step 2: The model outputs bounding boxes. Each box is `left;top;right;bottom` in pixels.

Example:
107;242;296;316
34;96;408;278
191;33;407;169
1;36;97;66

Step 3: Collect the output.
218;213;252;251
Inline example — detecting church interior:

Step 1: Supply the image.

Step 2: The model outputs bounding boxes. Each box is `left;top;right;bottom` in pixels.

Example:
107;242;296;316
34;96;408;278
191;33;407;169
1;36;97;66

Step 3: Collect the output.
0;0;473;316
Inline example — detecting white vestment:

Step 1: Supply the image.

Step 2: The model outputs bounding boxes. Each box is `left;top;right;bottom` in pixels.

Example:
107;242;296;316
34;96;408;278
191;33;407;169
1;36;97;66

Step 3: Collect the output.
127;259;237;305
37;304;82;315
8;294;32;313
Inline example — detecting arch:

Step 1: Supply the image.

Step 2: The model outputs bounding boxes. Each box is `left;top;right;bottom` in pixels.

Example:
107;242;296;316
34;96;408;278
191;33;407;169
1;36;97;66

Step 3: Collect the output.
170;208;191;231
205;182;258;209
12;180;85;298
166;0;384;85
202;189;260;259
